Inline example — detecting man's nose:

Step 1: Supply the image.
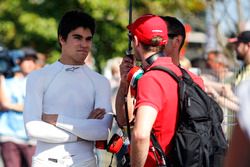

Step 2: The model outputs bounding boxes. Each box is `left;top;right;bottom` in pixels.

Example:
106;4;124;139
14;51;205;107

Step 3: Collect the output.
80;40;84;46
80;40;88;47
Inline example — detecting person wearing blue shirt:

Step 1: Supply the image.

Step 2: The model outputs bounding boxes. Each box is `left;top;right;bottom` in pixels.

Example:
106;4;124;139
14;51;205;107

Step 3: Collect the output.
0;52;37;167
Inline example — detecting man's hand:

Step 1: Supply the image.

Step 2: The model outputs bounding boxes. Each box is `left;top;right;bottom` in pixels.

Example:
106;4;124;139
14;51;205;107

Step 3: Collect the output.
206;86;220;99
42;113;58;126
88;108;106;119
0;101;12;110
77;108;106;141
120;56;134;86
115;57;135;126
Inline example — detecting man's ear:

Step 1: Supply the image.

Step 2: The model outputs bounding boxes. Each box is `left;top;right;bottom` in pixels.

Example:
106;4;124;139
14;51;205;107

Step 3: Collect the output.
173;35;182;48
134;35;139;46
59;36;66;46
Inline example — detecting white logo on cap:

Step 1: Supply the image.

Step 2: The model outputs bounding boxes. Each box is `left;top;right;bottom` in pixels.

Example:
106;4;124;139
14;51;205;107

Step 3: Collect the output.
152;30;163;32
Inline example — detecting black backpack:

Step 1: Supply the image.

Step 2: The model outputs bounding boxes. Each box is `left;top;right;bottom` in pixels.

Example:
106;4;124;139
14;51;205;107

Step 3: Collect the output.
148;66;228;167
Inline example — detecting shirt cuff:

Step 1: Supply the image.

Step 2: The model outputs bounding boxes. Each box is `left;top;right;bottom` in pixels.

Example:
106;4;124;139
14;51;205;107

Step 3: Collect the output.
56;115;75;136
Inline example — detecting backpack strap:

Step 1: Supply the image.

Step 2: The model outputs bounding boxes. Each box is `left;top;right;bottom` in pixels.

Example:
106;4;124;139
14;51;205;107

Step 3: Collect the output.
147;66;184;167
149;66;181;83
148;66;185;112
151;132;171;166
179;67;196;86
179;67;192;80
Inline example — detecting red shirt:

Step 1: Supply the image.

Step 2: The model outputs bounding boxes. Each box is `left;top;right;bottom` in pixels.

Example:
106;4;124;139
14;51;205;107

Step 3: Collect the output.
134;57;204;166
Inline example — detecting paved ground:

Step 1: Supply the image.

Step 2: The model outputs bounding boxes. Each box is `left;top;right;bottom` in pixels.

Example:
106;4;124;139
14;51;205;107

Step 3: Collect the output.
97;149;117;167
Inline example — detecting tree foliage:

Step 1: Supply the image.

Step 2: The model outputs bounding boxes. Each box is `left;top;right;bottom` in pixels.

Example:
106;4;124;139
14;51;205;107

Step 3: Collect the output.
0;0;205;72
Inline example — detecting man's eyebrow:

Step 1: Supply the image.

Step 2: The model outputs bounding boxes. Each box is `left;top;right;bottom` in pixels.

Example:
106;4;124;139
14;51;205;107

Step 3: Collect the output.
72;34;83;38
72;34;92;39
86;36;93;40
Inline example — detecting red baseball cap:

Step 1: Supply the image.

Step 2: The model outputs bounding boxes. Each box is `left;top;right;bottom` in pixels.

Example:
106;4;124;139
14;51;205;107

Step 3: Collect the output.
127;14;168;46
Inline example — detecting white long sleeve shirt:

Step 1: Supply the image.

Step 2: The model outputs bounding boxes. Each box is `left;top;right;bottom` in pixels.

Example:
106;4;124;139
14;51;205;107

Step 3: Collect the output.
24;61;113;162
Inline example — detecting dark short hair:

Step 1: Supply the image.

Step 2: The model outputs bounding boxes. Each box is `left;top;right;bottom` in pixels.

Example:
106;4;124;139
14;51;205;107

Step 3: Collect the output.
58;10;95;44
160;16;186;51
19;47;37;64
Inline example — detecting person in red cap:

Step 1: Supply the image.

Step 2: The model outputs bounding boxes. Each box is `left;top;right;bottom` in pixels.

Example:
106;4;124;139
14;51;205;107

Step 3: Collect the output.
228;30;250;86
115;14;204;166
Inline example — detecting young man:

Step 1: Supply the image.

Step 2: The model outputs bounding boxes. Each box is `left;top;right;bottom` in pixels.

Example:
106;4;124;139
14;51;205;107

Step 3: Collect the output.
23;10;113;167
115;15;204;166
0;51;37;167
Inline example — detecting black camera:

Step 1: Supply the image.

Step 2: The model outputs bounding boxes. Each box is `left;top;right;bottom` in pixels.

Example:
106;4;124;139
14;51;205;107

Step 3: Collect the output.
0;45;27;78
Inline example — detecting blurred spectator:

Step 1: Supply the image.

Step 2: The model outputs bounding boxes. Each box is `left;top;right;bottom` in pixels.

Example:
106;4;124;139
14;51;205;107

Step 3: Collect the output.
206;50;233;81
179;56;192;69
229;31;250;86
35;52;47;69
224;78;250;167
21;48;47;70
104;57;122;97
85;52;96;70
198;51;239;141
190;57;207;76
202;50;238;112
0;51;37;167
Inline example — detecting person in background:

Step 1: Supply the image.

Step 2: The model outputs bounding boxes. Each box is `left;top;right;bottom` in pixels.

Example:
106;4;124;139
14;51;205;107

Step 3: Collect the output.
179;56;192;69
201;50;239;141
202;51;238;112
205;51;233;81
35;52;47;69
20;47;46;70
161;16;186;66
23;10;113;167
224;78;250;167
0;51;37;167
229;30;250;86
85;52;96;70
104;57;123;96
